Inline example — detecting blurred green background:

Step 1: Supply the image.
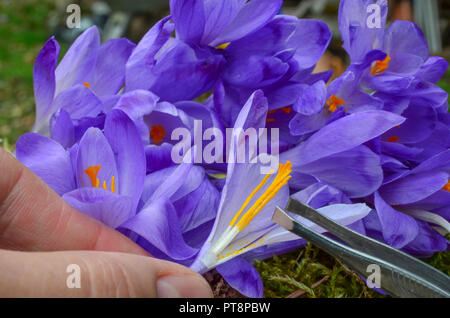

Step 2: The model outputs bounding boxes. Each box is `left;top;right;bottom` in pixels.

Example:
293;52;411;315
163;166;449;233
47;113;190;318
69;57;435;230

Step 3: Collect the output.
0;0;448;298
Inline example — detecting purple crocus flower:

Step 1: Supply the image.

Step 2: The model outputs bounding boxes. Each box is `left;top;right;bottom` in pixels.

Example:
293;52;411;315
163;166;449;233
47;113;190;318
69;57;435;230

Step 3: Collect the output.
365;149;450;256
32;26;135;136
17;109;145;228
186;90;375;297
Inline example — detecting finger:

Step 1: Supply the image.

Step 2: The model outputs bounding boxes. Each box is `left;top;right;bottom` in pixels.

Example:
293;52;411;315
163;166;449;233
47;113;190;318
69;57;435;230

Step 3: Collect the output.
0;147;148;255
0;249;212;297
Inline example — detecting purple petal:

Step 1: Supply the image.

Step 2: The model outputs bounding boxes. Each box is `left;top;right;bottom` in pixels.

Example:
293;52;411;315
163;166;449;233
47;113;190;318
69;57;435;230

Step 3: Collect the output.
52;84;103;119
114;89;159;121
104;109;146;211
299;145;383;198
211;0;283;46
281;110;405;166
415;57;449;84
170;0;205;44
384;20;428;62
145;143;175;173
32;37;60;135
289;19;332;70
224;55;289;88
55;26;100;95
374;192;419;248
293;81;327;115
379;171;448;205
16;133;76;196
125;16;174;91
50;109;75;149
91;38;135;96
216;257;263;298
120;197;198;260
402;221;448;257
63;188;133;228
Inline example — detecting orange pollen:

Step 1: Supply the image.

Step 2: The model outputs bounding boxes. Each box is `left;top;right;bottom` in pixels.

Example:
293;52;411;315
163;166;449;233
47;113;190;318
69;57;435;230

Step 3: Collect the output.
266;106;292;123
281;106;292;114
388;136;400;143
83;82;91;88
443;181;450;192
150;124;166;144
266;118;275;123
370;54;391;75
326;95;345;112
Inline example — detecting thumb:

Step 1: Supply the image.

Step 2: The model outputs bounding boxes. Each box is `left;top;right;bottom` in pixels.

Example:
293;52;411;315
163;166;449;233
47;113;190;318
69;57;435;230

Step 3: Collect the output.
0;249;213;298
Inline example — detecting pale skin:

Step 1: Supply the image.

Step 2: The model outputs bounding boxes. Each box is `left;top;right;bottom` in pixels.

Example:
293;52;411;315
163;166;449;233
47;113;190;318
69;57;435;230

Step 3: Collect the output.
0;148;212;297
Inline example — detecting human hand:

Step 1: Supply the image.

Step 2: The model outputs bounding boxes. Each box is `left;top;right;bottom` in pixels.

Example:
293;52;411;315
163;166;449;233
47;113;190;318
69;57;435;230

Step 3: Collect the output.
0;148;212;297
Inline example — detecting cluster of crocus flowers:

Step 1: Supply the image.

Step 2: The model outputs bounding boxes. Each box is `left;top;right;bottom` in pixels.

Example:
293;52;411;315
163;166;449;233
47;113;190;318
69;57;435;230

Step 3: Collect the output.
13;0;449;297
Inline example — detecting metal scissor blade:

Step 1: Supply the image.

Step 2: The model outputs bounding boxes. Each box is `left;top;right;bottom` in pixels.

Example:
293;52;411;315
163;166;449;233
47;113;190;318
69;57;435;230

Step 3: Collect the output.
273;204;450;298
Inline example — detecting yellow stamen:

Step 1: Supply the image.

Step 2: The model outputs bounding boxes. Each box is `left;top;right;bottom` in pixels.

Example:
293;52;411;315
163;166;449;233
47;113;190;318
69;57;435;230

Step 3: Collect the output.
233;162;292;231
370;54;391;75
215;42;230;50
83;82;91;88
111;176;116;193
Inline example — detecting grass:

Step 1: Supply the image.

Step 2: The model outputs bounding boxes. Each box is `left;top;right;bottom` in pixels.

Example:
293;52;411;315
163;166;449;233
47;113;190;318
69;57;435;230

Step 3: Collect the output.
0;0;448;298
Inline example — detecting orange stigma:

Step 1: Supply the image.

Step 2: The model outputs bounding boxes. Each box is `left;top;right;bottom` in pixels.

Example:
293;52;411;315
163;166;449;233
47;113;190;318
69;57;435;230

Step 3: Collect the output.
388;136;399;143
150;124;166;144
443;181;450;192
85;165;101;187
326;95;345;112
84;165;116;193
371;54;391;75
83;82;91;88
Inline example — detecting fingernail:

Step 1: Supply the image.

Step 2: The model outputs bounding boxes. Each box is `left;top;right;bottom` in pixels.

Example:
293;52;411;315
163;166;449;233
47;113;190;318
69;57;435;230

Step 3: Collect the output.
156;275;213;298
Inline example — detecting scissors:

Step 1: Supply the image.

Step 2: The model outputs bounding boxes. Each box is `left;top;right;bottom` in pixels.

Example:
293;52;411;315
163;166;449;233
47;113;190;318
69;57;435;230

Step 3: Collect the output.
272;198;450;298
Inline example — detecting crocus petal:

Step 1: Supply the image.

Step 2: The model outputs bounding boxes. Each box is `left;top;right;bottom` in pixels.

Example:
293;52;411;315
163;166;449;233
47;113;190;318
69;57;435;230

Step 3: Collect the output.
145;143;175;173
52;84;103;119
298;145;383;198
383;104;436;144
401;220;448;257
379;171;448;205
293;81;327;115
125;16;174;91
170;0;205;44
50;109;75;149
226;14;297;58
216;257;263;298
291;182;351;209
147;41;226;102
415;56;449;84
281;110;405;166
16;133;76;196
121;197;198;260
91;38;136;96
374;192;419;248
288;110;329;136
63;188;133;228
233;90;268;131
384;20;428;62
224;55;289;88
55;26;100;95
289;19;332;70
114;89;159;121
104;109;146;211
32;37;60;135
211;0;283;46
